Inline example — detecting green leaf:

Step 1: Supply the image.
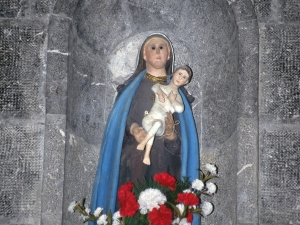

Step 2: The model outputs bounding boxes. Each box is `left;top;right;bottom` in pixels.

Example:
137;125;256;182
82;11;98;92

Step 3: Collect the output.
81;198;86;208
191;208;202;213
107;210;112;225
202;175;218;182
166;202;180;216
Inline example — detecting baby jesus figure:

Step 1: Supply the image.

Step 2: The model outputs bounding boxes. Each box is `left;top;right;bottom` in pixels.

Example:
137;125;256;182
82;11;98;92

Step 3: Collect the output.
137;65;193;165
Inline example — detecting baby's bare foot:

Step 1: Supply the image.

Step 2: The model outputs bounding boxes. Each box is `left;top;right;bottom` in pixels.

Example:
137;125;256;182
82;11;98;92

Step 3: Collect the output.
143;157;151;165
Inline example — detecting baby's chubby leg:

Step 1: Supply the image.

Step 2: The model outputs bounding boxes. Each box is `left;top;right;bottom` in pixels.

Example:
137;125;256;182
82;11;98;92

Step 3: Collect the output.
137;132;152;150
143;137;154;165
137;121;162;150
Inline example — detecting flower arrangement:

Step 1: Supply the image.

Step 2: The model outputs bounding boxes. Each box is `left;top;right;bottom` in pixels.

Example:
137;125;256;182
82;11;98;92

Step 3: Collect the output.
68;163;218;225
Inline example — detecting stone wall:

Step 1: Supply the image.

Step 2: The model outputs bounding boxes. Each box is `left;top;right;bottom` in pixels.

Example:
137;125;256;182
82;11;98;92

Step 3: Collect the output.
254;0;300;224
0;0;299;225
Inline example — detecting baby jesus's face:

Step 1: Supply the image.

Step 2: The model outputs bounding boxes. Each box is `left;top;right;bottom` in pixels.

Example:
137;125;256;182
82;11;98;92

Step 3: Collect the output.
171;69;190;87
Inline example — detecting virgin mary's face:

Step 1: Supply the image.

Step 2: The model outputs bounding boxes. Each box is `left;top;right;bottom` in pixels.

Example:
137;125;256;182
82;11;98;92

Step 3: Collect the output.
143;37;170;72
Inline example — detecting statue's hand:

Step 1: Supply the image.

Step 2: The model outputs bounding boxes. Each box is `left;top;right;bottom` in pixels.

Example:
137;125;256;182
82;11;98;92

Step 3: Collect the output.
164;112;177;140
131;123;147;143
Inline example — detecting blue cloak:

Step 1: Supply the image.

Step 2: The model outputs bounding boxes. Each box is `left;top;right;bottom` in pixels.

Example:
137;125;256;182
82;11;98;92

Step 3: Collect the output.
89;70;200;225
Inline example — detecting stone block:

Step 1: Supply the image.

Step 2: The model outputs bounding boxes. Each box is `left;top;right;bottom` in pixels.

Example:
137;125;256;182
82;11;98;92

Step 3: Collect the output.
0;123;44;225
252;0;272;22
33;0;55;15
260;25;300;123
201;133;238;225
237;20;259;118
0;21;46;119
53;0;80;17
67;83;106;145
237;118;258;224
41;114;66;225
0;19;47;225
67;42;106;144
0;0;57;18
282;0;300;21
201;49;238;149
259;129;300;224
46;53;68;114
62;132;103;225
0;0;23;18
48;15;71;53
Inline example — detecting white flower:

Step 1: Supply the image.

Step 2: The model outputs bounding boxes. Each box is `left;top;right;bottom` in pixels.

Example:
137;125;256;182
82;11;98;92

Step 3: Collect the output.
206;182;217;194
112;219;121;225
201;201;213;216
183;189;192;193
97;214;108;225
138;188;167;214
205;163;217;175
93;207;103;217
173;218;191;225
80;214;89;221
113;211;121;219
191;179;204;191
176;204;185;215
112;211;121;225
178;218;191;225
172;218;180;224
68;201;77;213
85;207;91;214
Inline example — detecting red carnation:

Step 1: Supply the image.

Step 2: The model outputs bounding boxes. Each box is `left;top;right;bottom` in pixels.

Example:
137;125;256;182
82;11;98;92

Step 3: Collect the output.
154;172;176;190
119;182;134;192
118;182;139;217
118;182;134;203
176;193;199;206
187;210;193;223
148;204;173;225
